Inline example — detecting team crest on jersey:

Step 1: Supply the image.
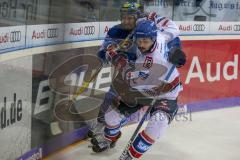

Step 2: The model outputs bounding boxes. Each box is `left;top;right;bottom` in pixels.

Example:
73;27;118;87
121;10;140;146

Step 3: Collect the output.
138;71;149;80
143;56;153;69
127;72;134;79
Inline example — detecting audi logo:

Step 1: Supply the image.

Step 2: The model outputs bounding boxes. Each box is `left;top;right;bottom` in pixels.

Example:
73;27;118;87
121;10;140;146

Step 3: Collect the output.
84;26;95;35
193;24;205;31
234;25;240;31
47;28;58;38
10;31;21;42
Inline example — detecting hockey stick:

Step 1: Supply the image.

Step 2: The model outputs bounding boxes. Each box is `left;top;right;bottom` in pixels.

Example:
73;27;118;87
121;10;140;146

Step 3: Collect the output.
119;64;175;160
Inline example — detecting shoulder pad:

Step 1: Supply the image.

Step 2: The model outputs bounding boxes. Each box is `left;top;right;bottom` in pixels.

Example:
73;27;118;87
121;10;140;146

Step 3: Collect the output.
107;24;131;39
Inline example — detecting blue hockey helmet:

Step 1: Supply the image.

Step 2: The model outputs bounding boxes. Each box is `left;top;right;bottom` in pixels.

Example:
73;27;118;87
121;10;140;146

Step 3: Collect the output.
134;20;157;40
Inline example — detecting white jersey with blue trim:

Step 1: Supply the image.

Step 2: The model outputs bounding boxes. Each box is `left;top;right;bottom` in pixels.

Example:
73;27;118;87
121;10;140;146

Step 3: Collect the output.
155;16;180;43
125;32;182;100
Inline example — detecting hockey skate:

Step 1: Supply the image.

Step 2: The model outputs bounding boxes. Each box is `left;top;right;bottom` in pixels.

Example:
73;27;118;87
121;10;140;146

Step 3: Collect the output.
91;132;121;153
87;119;105;138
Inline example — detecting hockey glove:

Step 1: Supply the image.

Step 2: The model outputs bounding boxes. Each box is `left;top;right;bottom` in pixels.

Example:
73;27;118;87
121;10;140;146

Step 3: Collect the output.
106;43;119;52
168;47;186;68
107;50;128;69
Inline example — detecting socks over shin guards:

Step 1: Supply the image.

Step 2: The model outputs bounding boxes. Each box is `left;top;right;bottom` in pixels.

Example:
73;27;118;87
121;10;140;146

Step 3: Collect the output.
104;125;121;142
128;130;155;159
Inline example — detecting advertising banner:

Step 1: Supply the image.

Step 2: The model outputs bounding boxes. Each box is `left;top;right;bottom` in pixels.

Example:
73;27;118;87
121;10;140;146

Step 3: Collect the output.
0;26;26;53
64;22;99;42
209;22;240;35
179;39;240;104
26;24;64;47
176;21;210;35
0;56;32;160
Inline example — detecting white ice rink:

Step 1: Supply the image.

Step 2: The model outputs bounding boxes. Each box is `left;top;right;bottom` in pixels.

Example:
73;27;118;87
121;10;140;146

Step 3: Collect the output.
44;106;240;160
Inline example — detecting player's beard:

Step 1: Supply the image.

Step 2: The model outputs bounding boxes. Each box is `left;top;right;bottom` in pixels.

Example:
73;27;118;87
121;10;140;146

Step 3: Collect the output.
138;40;156;54
138;46;148;53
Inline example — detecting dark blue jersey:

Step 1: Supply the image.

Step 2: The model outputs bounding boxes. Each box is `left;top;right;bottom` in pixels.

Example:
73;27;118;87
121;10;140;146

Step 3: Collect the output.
97;24;137;62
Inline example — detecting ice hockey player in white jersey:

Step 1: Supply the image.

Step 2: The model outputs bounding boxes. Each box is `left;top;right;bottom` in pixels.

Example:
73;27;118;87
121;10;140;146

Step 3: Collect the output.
90;20;185;160
88;1;186;139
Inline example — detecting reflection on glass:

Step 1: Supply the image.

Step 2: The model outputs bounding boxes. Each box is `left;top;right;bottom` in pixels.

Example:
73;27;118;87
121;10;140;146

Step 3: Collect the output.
208;0;240;22
64;0;99;22
173;0;212;21
143;0;174;18
99;0;121;21
173;0;240;21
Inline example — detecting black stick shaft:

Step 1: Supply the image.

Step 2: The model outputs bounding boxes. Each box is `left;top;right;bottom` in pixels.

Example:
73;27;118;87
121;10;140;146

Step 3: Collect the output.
119;99;156;160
